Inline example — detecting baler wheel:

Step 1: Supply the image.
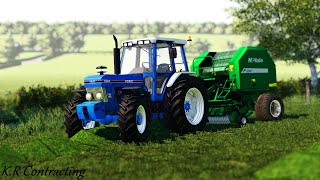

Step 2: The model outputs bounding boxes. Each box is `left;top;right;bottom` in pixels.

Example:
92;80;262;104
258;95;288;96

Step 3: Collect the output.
255;93;284;121
164;76;208;134
237;115;247;126
118;95;150;142
65;96;85;138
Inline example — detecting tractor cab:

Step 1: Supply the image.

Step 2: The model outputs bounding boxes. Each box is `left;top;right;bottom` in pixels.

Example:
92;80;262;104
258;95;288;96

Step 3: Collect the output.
120;37;189;100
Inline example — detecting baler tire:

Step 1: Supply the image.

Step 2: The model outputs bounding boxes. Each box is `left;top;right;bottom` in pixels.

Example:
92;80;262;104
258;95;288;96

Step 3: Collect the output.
164;76;208;134
255;93;284;121
236;115;248;127
65;96;85;138
118;95;150;142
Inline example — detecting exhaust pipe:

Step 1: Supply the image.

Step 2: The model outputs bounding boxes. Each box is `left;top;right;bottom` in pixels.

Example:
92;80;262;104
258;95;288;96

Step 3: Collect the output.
113;35;121;74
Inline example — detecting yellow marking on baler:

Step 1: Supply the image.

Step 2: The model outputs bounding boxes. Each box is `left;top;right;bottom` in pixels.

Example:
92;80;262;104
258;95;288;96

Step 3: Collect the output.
269;83;277;87
229;65;234;72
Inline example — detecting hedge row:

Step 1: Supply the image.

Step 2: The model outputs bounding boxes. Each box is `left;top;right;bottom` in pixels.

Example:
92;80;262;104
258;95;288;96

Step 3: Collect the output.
0;78;317;109
277;78;318;97
0;85;80;109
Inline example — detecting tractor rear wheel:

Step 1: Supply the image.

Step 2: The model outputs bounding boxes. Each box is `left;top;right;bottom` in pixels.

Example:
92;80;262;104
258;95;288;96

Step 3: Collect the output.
118;95;150;142
164;76;208;134
65;96;85;138
255;93;284;121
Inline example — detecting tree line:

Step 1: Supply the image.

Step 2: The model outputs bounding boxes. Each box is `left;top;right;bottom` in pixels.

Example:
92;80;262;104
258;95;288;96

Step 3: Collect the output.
1;22;233;62
0;22;234;35
0;23;87;61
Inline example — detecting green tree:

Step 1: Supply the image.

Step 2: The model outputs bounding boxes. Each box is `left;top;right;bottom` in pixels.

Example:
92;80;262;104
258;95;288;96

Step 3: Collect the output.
61;23;86;52
40;28;63;56
29;25;41;35
132;23;144;34
0;23;8;34
27;34;37;51
37;22;49;34
185;39;211;54
12;21;29;34
231;0;320;92
124;23;135;38
0;35;23;62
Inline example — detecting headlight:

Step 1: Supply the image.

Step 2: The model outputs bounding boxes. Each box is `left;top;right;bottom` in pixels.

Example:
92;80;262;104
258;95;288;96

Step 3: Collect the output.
86;93;93;101
96;92;103;100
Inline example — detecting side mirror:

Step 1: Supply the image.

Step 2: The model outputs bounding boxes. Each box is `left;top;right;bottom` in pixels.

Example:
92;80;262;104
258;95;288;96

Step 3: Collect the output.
169;48;177;59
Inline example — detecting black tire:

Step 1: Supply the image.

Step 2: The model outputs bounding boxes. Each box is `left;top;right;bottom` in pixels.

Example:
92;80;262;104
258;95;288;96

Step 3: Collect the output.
164;76;208;134
255;93;284;121
236;115;247;126
118;95;150;142
65;96;85;138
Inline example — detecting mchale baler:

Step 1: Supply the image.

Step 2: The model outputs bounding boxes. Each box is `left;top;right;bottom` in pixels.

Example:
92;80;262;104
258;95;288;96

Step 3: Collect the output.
65;36;284;142
190;46;284;125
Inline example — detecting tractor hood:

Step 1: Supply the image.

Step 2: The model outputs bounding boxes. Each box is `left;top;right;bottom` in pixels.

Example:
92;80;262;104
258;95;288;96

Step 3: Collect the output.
83;74;144;88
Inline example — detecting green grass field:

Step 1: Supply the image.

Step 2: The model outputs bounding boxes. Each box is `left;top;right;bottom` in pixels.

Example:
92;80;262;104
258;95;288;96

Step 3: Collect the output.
0;34;319;179
255;142;320;179
83;34;251;52
0;52;44;63
0;96;319;179
17;52;44;59
0;53;113;93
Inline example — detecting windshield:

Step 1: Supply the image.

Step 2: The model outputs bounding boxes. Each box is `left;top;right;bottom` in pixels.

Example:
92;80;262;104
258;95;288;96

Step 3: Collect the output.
120;42;186;74
121;44;151;74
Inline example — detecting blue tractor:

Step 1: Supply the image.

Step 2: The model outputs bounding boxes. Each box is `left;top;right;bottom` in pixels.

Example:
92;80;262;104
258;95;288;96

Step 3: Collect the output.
65;36;208;141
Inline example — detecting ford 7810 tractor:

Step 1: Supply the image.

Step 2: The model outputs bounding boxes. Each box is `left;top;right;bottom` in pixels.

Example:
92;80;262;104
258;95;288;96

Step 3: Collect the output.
65;36;209;141
65;36;284;142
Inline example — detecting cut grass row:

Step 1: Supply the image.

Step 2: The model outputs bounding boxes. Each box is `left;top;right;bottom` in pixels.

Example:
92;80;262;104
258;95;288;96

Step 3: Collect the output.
0;96;319;179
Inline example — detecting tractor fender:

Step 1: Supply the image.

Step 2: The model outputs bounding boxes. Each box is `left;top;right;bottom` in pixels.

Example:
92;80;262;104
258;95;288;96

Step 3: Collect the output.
166;72;196;88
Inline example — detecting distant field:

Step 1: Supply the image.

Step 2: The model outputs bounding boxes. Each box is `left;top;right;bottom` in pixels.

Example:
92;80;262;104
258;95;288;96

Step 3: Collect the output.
0;52;44;63
17;52;43;59
0;52;315;94
0;34;252;52
83;34;129;52
0;53;114;93
83;34;252;52
0;33;316;93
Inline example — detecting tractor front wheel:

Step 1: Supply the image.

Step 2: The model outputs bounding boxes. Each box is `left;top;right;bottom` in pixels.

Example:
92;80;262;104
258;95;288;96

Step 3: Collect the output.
255;93;284;121
118;95;150;142
164;76;208;134
65;96;85;138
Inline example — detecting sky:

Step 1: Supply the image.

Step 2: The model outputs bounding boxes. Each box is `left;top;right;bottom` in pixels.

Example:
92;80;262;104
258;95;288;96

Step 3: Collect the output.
0;0;235;23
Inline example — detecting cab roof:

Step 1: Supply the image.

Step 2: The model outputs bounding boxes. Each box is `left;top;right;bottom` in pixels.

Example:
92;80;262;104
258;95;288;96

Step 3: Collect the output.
122;37;187;47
